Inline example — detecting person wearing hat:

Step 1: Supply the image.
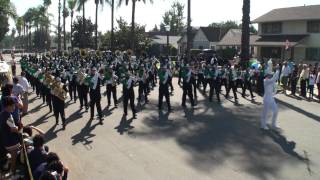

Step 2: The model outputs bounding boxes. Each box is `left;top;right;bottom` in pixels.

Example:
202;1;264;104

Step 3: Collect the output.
51;77;67;129
137;64;149;104
242;67;255;100
67;68;77;103
105;66;118;108
89;67;103;124
261;64;280;130
158;64;172;112
226;66;238;100
122;72;137;119
181;64;195;107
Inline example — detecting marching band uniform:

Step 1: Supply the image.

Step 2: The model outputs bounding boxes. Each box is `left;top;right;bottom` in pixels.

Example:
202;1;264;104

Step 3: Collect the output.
226;67;238;100
242;68;255;99
89;68;103;123
67;69;77;102
51;78;67;129
105;67;118;107
122;74;137;118
137;65;149;104
158;66;172;111
182;66;195;107
77;69;89;110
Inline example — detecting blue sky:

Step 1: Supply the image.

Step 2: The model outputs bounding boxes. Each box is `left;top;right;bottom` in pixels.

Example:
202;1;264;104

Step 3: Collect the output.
9;0;320;33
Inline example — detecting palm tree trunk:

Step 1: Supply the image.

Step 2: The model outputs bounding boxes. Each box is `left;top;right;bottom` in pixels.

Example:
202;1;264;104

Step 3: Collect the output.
63;0;67;51
111;0;114;51
186;0;191;62
58;0;62;54
71;12;73;50
130;0;136;52
82;2;85;48
241;0;250;68
95;1;98;50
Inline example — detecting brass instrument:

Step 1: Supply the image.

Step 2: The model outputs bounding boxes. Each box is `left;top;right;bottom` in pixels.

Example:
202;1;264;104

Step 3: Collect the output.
52;82;68;101
77;71;88;85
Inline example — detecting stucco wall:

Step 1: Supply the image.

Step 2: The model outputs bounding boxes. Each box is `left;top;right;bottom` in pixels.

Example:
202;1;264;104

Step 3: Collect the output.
193;29;210;49
282;21;307;34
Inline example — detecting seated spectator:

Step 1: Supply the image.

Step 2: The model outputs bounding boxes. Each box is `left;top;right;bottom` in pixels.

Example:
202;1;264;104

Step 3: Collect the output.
0;96;21;174
28;135;48;172
33;152;68;180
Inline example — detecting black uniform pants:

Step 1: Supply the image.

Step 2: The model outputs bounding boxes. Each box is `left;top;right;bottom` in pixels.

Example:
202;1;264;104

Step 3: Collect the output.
78;85;88;108
138;81;148;102
159;83;171;109
53;98;65;124
123;89;136;115
242;81;254;98
182;82;194;106
90;98;102;119
226;80;238;99
69;84;77;101
107;84;117;105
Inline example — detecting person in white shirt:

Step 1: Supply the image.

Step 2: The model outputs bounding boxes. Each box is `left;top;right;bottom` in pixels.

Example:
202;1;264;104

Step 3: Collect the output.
19;71;30;114
308;72;316;100
261;65;280;130
280;61;291;94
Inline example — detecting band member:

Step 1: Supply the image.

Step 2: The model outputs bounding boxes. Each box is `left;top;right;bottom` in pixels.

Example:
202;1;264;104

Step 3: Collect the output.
89;67;103;124
67;68;77;102
226;66;238;100
51;78;67;129
105;66;118;108
242;67;255;100
122;73;137;119
77;68;89;111
158;65;172;112
299;64;309;98
261;65;280;130
181;65;195;107
137;64;149;104
211;65;221;102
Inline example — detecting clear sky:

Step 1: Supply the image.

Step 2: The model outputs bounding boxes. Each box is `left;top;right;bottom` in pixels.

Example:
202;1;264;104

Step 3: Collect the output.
9;0;320;33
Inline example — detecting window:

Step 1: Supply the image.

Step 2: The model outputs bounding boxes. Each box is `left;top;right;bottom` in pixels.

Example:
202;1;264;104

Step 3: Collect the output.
306;48;320;61
199;46;203;49
307;21;320;33
262;22;282;34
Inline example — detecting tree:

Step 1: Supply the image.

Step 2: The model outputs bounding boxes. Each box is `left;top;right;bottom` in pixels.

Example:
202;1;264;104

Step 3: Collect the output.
33;30;51;51
63;0;69;50
160;1;185;35
72;16;95;49
101;17;151;55
94;0;105;50
15;17;23;48
58;0;62;53
76;0;88;48
0;0;17;42
118;0;153;53
152;24;159;32
68;0;77;49
241;0;250;67
209;20;240;30
109;0;114;51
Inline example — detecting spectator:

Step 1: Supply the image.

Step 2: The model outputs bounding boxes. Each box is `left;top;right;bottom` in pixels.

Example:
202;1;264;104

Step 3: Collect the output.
19;71;30;115
12;77;25;98
0;96;21;174
309;71;316;100
28;135;48;172
1;83;24;128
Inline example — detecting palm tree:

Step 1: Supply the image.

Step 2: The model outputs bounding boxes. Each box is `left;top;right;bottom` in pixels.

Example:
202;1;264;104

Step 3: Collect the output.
118;0;153;53
68;0;77;50
58;0;62;53
76;0;88;47
186;0;191;62
15;17;24;48
94;0;104;50
241;0;250;68
63;0;69;51
109;0;114;51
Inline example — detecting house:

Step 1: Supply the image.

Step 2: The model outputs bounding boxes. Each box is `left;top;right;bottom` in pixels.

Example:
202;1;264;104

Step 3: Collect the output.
192;27;227;51
252;5;320;62
147;31;181;56
177;27;198;54
216;29;260;57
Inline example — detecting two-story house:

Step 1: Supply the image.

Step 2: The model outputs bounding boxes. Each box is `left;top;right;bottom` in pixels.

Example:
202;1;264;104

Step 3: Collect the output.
252;5;320;62
192;27;227;50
